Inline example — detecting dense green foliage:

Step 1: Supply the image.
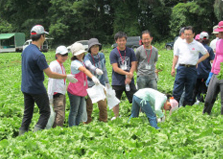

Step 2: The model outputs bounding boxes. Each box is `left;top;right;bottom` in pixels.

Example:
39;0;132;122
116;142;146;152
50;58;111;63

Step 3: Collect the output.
0;46;223;158
0;0;220;46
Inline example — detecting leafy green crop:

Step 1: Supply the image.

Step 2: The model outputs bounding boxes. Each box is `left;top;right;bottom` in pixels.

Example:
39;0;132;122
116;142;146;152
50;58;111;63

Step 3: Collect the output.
217;62;223;80
0;49;222;158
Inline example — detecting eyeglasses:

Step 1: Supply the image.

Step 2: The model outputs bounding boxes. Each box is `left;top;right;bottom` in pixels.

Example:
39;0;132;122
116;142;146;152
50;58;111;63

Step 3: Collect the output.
184;34;192;36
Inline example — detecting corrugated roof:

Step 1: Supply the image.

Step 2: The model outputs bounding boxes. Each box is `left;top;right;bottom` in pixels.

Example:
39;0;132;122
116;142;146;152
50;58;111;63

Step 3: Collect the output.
0;33;15;40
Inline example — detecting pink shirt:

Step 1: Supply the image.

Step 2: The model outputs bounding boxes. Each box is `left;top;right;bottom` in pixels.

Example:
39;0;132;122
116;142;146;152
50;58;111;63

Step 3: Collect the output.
211;39;223;75
67;60;88;97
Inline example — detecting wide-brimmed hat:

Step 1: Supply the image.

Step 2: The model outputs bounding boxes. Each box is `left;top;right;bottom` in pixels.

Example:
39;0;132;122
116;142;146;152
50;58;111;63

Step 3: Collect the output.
212;25;219;34
214;21;223;33
199;31;209;40
87;38;102;52
55;46;68;55
30;25;49;35
71;42;86;56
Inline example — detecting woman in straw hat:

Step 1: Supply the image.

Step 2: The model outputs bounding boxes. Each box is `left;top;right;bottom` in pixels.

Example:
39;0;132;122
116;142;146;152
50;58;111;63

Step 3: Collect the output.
67;42;100;126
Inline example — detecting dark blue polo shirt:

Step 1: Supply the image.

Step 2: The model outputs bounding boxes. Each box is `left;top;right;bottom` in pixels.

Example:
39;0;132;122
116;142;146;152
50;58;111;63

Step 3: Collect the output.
197;44;215;79
21;44;49;94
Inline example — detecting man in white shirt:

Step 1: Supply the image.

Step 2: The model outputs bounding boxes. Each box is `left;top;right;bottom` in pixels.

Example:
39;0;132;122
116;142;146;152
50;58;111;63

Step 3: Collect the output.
210;25;219;53
171;26;209;106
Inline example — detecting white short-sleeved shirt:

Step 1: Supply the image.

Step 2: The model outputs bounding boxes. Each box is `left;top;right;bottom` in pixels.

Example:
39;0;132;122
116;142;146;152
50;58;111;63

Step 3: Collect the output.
71;60;84;74
173;37;184;68
174;39;208;65
210;38;219;53
48;60;67;100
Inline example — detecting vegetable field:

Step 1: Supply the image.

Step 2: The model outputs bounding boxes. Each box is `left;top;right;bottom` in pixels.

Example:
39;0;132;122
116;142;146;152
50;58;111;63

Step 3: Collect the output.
0;46;223;158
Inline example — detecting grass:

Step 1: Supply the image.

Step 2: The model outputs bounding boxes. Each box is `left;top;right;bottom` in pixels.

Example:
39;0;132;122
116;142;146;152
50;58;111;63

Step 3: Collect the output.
0;47;222;158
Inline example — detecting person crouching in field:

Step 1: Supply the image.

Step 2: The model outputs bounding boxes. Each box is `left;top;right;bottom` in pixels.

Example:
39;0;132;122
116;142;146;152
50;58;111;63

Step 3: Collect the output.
129;88;178;129
84;38;109;124
67;42;100;126
48;46;70;127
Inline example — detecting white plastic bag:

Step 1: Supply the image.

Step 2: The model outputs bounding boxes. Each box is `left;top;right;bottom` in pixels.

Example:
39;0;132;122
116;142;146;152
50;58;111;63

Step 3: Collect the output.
86;84;106;103
106;87;120;110
45;104;56;129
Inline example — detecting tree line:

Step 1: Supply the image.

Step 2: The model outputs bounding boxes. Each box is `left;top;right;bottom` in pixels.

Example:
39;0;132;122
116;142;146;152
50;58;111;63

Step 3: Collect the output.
0;0;222;46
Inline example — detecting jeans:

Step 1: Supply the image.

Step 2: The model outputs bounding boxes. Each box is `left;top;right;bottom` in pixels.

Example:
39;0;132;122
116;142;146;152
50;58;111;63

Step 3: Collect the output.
137;75;157;90
68;92;85;126
130;95;159;129
173;66;197;106
20;92;50;131
203;74;223;115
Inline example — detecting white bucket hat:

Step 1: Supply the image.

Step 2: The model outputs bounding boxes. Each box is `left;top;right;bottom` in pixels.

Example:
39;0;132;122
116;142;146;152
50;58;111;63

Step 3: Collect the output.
30;25;49;35
55;46;68;55
71;42;86;56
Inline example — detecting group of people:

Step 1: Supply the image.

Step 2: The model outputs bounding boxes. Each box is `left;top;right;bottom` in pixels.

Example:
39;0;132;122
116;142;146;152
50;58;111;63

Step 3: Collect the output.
18;20;223;135
171;21;223;115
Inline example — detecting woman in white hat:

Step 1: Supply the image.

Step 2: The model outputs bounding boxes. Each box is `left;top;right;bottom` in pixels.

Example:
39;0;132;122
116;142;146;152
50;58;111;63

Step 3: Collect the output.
204;21;223;115
84;38;110;123
67;42;100;126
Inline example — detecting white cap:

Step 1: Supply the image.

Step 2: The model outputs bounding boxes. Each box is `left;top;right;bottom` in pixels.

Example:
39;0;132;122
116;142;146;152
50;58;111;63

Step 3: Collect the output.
71;42;86;56
199;31;209;39
55;46;68;55
30;25;49;35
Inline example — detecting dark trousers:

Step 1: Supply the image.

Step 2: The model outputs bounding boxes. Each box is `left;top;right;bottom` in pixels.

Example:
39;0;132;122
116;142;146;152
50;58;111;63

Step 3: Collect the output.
112;83;137;103
20;92;50;131
193;78;207;103
173;66;197;106
203;74;223;115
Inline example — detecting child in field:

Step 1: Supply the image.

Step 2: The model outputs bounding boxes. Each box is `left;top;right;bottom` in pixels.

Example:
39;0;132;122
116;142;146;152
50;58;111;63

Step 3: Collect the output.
84;38;109;123
67;42;100;126
129;88;178;129
48;46;70;127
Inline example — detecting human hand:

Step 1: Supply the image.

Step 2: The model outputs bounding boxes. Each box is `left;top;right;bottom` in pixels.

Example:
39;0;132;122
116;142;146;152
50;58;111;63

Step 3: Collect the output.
125;77;131;84
205;72;213;87
96;68;103;75
92;76;100;85
67;74;78;83
171;69;175;77
127;72;133;79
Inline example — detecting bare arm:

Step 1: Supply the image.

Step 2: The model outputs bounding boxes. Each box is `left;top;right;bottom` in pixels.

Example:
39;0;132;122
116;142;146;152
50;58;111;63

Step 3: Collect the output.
171;55;179;77
78;66;94;78
111;63;131;77
44;67;67;79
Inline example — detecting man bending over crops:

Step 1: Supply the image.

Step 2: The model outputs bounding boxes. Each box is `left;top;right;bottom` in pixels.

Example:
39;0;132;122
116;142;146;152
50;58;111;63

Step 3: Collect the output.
129;88;178;129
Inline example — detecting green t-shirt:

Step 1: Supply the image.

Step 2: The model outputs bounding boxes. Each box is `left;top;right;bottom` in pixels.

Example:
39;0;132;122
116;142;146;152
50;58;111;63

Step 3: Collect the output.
134;88;167;118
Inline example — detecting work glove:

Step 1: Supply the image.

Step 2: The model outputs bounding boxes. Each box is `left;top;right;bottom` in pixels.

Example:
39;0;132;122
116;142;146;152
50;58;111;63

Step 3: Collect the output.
92;76;100;85
205;72;213;87
95;68;103;75
67;74;78;83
